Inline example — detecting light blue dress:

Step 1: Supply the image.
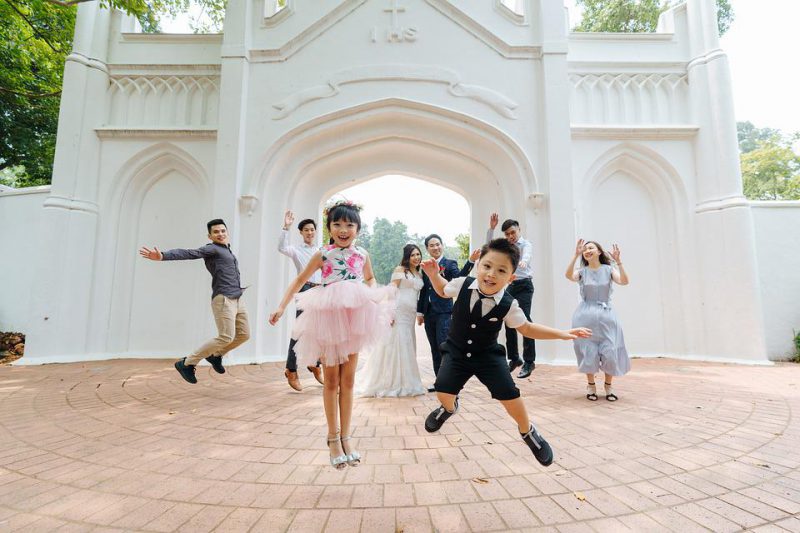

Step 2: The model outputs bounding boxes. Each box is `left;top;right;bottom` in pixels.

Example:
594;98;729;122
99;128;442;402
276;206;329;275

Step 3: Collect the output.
571;265;630;376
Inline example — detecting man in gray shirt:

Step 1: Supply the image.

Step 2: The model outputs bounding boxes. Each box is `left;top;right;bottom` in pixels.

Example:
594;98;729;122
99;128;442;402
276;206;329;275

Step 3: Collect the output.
139;218;250;384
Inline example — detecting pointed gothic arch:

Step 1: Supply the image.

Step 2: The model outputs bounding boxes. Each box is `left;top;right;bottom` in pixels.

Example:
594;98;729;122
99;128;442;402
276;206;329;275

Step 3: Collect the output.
578;142;692;357
89;144;213;355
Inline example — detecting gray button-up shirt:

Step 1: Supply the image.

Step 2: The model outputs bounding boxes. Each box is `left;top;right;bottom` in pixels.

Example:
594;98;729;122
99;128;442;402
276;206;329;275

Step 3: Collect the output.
486;229;533;279
161;243;244;299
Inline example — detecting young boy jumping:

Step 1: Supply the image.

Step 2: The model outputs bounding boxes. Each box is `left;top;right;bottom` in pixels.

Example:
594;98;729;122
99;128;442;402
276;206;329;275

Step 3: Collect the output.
420;238;591;466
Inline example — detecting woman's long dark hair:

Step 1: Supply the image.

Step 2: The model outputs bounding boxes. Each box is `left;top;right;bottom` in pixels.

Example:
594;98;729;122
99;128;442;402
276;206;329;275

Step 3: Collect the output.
580;240;612;267
399;244;422;274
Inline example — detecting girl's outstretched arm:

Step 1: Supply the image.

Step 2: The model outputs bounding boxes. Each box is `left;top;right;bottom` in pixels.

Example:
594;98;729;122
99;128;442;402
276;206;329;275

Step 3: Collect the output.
269;251;324;325
363;254;376;287
565;239;584;282
610;244;629;285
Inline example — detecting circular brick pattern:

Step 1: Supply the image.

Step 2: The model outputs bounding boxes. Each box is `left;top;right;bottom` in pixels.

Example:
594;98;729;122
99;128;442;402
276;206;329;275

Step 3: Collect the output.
1;356;799;532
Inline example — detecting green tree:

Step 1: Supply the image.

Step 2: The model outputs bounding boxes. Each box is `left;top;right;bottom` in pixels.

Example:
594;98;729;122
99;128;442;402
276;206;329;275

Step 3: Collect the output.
574;0;733;36
737;121;780;154
740;136;800;201
1;0;227;188
454;233;470;265
368;218;412;285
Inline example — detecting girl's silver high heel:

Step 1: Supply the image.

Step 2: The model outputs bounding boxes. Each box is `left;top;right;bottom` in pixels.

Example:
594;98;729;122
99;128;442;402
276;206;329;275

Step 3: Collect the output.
327;434;348;470
341;435;361;467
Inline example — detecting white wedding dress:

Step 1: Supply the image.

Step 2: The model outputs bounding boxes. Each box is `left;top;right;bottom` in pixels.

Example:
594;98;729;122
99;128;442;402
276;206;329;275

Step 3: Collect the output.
356;270;426;397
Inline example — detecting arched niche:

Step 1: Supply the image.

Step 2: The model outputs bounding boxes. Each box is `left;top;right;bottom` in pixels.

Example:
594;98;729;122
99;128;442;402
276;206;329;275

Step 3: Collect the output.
578;143;691;357
90;144;212;355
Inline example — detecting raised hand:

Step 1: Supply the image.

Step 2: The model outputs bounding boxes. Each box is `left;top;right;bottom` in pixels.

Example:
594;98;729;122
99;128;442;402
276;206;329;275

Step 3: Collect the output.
489;212;499;230
468;248;481;262
420;258;439;278
610;244;622;264
139;246;162;261
283;210;295;229
567;327;592;339
574;239;585;257
269;309;284;325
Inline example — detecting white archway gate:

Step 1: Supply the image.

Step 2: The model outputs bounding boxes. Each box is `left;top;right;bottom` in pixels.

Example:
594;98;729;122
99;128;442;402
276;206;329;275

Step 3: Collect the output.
12;0;781;364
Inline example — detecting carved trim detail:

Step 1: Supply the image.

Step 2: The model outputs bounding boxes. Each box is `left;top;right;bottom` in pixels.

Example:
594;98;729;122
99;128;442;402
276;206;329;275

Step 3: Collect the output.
569;73;689;125
107;75;220;128
272;65;518;120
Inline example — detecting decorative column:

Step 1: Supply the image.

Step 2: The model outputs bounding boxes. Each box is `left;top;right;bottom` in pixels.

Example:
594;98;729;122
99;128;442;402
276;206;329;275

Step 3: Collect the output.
536;0;577;362
686;0;767;361
212;0;256;359
25;4;112;362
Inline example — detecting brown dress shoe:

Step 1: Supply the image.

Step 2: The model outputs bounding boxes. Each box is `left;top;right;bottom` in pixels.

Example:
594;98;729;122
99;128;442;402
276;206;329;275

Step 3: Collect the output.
285;369;302;391
307;365;324;385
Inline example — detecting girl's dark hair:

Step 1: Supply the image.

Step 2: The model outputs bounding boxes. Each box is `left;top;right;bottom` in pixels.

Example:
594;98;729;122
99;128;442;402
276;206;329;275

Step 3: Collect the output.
326;204;362;244
399;244;422;273
580;241;612;267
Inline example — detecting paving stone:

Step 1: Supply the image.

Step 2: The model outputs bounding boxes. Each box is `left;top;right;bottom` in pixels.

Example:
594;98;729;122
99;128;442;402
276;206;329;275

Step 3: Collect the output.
0;358;798;532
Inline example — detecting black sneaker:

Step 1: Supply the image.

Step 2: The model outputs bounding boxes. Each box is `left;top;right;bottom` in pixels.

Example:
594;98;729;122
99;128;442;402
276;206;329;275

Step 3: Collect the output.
174;358;197;384
517;362;535;379
205;355;225;374
424;398;459;433
508;358;523;373
521;425;553;466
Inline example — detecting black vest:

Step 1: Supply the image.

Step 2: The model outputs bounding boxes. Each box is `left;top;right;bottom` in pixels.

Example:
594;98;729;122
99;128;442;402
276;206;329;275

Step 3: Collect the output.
447;277;514;353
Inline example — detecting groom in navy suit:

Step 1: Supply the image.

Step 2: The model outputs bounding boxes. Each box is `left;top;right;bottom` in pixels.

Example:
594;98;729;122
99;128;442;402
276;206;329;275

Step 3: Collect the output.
417;234;473;390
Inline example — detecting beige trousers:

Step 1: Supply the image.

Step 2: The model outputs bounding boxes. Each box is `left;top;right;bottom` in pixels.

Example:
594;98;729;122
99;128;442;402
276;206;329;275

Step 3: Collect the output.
186;294;250;365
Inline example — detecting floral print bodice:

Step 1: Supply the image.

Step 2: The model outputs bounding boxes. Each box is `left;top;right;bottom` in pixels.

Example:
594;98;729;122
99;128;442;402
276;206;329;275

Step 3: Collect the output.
320;245;368;285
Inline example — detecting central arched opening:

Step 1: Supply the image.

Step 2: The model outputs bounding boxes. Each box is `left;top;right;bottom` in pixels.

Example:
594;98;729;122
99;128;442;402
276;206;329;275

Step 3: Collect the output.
250;100;540;360
324;174;472;284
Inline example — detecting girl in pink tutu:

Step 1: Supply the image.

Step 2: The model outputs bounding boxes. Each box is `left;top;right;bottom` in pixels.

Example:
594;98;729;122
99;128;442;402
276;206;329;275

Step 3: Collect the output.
269;200;393;469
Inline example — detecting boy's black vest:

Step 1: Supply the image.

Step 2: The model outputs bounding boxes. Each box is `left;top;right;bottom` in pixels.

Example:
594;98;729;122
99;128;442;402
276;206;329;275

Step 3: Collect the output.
447;277;514;354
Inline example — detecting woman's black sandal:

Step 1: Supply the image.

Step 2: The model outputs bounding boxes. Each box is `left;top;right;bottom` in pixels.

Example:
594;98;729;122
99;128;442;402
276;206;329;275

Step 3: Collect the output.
586;383;598;401
604;382;618;402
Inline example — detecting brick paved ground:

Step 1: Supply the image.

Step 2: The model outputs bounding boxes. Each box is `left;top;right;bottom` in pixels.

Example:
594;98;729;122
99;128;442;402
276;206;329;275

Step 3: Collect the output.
1;352;799;532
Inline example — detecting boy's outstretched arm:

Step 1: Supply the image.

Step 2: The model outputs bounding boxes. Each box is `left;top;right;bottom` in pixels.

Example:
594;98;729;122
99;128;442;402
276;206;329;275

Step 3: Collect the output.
517;321;591;341
420;259;450;299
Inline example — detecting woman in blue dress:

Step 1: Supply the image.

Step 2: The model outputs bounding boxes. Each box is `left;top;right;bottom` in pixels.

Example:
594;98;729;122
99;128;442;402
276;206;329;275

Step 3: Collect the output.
565;239;630;401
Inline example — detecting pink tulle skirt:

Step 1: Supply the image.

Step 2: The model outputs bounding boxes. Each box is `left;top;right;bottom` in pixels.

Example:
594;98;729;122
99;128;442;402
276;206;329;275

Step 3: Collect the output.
292;281;396;368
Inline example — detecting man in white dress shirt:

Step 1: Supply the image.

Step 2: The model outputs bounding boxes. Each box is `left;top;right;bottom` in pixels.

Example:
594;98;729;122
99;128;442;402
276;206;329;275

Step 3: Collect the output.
486;213;537;378
278;210;324;391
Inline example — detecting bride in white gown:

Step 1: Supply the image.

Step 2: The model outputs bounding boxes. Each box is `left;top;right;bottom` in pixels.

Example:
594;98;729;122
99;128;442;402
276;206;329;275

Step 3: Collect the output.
357;244;427;397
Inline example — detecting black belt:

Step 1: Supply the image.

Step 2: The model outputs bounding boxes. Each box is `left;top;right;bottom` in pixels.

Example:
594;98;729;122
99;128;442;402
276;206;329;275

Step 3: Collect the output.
303;282;320;288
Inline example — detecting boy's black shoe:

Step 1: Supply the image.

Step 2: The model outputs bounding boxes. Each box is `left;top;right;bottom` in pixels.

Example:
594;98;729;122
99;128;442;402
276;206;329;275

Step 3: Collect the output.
508;358;523;373
205;355;225;374
521;425;553;466
175;358;197;384
425;398;459;433
518;362;535;379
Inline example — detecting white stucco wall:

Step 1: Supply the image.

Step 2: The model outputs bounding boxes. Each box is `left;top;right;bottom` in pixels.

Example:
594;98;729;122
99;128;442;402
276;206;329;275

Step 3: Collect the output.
751;202;800;360
0;187;49;332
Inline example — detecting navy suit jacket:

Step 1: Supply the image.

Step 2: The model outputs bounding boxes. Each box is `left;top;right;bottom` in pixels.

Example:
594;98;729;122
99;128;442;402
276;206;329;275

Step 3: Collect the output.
417;257;473;316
